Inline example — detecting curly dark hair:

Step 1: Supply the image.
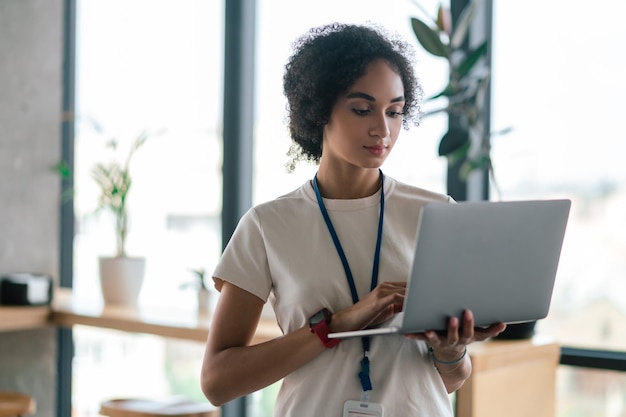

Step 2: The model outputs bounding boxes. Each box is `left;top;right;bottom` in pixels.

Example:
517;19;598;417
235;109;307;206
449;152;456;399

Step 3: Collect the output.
283;22;423;170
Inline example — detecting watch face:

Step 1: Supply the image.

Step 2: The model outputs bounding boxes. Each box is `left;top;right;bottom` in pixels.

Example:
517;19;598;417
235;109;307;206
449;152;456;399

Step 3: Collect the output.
309;308;330;327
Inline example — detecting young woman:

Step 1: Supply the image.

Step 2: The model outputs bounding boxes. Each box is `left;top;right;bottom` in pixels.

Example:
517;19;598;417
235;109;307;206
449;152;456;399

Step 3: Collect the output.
201;23;506;416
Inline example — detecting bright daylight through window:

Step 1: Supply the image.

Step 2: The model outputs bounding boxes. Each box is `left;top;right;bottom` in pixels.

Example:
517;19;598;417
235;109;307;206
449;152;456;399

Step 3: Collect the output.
72;1;222;415
491;2;626;415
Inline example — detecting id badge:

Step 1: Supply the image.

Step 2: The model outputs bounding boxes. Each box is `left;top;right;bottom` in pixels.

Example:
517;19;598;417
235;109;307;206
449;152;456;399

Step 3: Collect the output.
343;400;384;417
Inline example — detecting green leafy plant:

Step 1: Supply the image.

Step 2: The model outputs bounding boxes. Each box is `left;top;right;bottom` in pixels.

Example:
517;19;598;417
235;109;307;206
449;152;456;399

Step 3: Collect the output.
410;0;511;192
180;268;209;291
92;133;149;257
56;123;161;257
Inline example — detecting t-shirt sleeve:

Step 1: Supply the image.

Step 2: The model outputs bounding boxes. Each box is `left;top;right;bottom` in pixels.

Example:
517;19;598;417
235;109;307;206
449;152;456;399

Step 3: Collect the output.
212;207;272;301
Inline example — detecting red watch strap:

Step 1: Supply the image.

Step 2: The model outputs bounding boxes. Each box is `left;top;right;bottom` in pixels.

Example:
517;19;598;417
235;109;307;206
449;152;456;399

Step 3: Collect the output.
312;319;340;348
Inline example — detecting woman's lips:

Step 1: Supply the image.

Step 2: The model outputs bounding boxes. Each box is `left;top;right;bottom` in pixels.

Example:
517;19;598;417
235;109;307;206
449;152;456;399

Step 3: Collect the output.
365;145;386;155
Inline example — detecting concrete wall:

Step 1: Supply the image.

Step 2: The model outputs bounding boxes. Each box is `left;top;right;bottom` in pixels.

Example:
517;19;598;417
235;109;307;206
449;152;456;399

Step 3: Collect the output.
0;0;64;416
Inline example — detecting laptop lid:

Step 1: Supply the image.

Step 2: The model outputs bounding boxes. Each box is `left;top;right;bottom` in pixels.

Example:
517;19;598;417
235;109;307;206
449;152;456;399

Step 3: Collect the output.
328;199;571;339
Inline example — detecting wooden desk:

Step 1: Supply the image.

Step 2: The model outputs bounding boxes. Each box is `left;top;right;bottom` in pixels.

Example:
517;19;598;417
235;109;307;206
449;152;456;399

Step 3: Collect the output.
50;288;282;344
458;336;560;417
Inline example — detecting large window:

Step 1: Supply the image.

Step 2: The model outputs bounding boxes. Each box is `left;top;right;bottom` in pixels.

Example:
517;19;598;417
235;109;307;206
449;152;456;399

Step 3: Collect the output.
491;0;626;354
74;0;223;304
72;1;223;415
492;1;626;415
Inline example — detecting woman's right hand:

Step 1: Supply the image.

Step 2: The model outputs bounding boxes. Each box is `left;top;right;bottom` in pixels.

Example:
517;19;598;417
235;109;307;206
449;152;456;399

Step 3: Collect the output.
330;281;406;333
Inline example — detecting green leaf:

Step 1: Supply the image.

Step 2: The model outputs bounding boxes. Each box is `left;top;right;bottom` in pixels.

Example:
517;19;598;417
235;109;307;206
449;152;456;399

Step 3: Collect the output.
422;107;449;118
438;128;470;157
429;83;459;100
456;41;488;77
410;17;448;58
448;140;471;165
459;154;491;180
459;161;474;180
435;5;451;34
54;161;72;178
491;126;514;137
451;1;478;49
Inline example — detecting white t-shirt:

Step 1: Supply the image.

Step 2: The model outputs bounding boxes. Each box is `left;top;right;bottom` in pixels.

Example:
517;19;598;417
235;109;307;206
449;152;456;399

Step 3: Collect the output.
213;175;455;417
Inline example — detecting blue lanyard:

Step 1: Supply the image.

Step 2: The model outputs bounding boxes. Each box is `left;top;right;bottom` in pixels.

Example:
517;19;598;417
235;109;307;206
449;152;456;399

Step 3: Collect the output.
312;169;385;394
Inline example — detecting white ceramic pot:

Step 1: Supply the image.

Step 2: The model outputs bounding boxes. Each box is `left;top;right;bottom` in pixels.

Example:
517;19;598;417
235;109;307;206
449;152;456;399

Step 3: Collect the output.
198;288;211;312
98;256;146;306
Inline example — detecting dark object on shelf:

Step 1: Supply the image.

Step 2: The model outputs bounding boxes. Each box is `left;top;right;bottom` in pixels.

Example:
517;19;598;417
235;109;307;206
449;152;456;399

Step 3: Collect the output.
495;321;537;340
0;273;53;306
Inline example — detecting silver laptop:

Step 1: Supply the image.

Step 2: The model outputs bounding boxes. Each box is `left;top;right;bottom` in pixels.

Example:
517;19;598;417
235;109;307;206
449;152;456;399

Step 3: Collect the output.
328;199;571;339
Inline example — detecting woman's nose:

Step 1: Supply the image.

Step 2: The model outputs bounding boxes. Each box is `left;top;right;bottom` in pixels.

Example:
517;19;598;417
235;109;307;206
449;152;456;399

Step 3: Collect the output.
369;113;391;138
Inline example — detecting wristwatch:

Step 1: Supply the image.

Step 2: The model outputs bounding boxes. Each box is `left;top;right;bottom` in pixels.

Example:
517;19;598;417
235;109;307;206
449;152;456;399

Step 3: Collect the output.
309;308;340;348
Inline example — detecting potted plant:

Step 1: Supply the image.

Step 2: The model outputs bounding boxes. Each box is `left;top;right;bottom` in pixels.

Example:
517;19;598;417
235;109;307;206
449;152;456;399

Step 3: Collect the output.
94;131;151;306
57;125;159;306
409;0;511;197
180;268;211;312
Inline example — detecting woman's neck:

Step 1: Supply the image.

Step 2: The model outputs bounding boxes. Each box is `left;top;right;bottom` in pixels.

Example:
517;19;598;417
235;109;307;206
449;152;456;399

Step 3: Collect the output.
314;166;382;199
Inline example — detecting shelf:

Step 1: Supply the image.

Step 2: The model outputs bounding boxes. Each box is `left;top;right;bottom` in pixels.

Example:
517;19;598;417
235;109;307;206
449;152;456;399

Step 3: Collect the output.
50;288;282;344
1;288;282;344
0;305;51;332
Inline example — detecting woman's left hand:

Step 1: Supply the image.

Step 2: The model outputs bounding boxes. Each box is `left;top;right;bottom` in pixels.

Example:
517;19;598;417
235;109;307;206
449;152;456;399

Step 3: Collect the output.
405;309;506;360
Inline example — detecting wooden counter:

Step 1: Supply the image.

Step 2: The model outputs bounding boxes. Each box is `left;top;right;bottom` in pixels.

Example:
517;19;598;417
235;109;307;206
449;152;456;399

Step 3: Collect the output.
458;335;560;417
50;288;282;344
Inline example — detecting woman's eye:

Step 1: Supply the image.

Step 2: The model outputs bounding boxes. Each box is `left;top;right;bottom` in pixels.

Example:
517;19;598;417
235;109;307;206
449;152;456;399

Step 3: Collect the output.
387;111;404;117
352;108;370;116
